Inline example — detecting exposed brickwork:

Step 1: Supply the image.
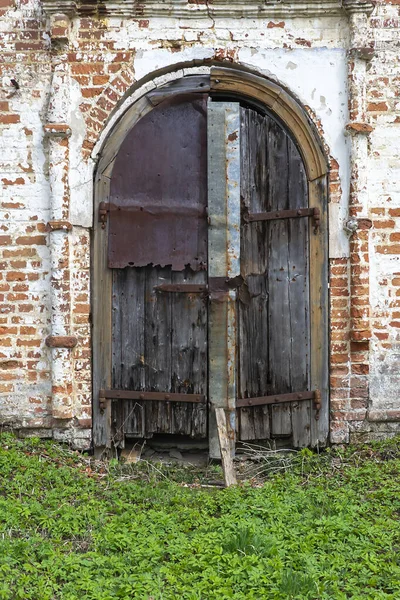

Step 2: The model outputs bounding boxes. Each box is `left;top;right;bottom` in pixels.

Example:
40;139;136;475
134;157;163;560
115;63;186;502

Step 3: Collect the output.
0;0;399;447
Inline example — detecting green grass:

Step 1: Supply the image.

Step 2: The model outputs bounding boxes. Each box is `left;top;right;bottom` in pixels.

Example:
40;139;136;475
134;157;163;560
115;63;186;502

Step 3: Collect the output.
0;433;399;599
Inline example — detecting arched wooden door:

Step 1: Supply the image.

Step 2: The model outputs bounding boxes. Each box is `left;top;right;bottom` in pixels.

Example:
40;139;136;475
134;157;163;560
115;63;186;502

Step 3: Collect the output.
93;79;328;453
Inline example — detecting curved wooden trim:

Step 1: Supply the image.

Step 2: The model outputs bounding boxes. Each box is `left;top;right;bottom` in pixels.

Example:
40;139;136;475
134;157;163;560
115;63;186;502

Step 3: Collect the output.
97;66;328;184
210;67;328;181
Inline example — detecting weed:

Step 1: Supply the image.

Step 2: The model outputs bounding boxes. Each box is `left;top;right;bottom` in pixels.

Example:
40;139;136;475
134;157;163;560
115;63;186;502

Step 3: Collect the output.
0;433;399;599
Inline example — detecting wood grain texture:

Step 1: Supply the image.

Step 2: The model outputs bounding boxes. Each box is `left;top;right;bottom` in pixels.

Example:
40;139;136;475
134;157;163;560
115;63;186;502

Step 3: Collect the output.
215;408;237;487
170;269;208;437
309;176;329;447
239;108;310;444
239;108;271;440
111;266;208;439
210;67;328;182
92;173;112;448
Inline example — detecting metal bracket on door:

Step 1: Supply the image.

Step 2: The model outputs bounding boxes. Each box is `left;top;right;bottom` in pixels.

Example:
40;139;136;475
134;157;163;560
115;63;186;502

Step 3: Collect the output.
98;202;111;229
154;277;243;296
244;207;321;233
99;389;206;413
154;284;208;293
237;390;322;420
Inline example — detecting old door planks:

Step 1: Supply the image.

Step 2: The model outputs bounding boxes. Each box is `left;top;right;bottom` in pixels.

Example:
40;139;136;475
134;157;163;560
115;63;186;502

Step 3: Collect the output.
109;92;208;441
287;140;311;447
239;108;270;440
170;269;207;437
112;267;147;441
239;108;310;445
267;117;293;438
112;265;208;439
144;266;173;436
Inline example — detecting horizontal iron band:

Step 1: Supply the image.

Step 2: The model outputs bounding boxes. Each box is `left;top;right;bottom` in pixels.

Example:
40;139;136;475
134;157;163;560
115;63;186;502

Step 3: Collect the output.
237;391;316;408
154;284;208;293
99;201;206;217
155;276;243;294
99;389;205;403
245;207;319;223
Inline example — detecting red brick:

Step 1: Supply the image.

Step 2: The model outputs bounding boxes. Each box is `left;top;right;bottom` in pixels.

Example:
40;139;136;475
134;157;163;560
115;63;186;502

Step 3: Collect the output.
16;236;46;245
6;272;26;282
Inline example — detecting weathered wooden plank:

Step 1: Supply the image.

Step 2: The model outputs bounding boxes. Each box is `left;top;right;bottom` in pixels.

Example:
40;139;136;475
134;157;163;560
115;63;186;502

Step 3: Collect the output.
170;269;208;437
147;75;211;105
144;266;173;436
240;406;270;441
287;138;312;448
113;268;147;438
267;119;293;439
310;176;329;447
112;263;209;439
208;101;241;279
208;100;240;458
92;173;112;449
240;108;269;274
271;403;292;437
215;408;237;487
111;269;125;446
239;108;270;440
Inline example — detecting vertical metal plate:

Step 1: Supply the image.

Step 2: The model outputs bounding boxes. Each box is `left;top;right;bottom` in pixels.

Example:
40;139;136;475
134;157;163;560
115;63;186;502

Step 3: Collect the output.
109;94;208;271
208;100;241;459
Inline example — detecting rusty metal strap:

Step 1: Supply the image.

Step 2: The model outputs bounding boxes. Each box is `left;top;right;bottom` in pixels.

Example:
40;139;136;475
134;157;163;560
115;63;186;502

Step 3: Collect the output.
99;390;205;403
101;202;207;216
245;207;320;224
154;277;243;295
155;284;208;293
237;391;317;408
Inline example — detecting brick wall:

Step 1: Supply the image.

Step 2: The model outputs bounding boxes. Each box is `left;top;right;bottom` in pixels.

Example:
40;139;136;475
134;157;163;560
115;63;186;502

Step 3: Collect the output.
0;0;399;447
0;0;51;432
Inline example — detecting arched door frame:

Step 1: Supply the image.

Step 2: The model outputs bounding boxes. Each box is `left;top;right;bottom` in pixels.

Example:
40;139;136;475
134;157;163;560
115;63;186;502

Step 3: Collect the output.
92;64;329;451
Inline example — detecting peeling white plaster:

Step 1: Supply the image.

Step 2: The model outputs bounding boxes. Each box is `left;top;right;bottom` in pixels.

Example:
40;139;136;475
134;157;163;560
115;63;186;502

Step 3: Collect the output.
69;78;92;228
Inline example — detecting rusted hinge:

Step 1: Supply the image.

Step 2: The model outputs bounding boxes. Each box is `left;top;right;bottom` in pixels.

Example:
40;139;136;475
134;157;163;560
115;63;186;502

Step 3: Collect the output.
314;389;322;421
155;284;208;293
237;390;322;420
99;389;107;412
244;207;320;232
99;389;205;412
98;202;111;229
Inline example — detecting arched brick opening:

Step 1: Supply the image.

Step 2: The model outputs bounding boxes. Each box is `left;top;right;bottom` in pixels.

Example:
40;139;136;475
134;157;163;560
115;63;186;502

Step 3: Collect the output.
91;63;330;452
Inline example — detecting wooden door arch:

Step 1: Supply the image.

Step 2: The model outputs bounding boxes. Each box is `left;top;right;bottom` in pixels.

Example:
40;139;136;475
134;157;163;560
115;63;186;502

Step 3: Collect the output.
93;65;329;453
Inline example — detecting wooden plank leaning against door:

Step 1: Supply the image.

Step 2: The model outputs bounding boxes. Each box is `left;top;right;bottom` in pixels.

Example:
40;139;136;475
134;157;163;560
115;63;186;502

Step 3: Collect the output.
208;100;241;459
